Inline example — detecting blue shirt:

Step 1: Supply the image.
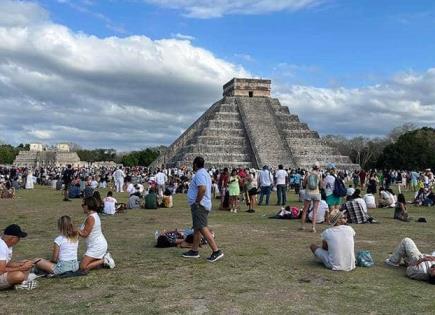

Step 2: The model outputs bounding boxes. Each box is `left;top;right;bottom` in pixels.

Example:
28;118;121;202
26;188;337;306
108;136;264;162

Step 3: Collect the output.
293;173;302;184
187;168;212;211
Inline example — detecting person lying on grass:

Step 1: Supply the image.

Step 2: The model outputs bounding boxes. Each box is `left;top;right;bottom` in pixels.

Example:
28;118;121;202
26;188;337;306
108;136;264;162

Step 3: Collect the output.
79;197;115;271
34;216;79;275
310;210;356;271
0;224;38;290
385;238;435;284
155;228;213;248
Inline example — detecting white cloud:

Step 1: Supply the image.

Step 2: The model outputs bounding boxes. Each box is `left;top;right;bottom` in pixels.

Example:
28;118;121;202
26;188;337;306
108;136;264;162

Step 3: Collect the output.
172;33;196;40
145;0;323;18
275;70;435;137
0;0;248;150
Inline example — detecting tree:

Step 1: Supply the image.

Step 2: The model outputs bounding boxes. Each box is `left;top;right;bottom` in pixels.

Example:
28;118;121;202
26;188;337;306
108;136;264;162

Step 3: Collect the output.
0;145;18;164
378;127;435;170
121;148;160;167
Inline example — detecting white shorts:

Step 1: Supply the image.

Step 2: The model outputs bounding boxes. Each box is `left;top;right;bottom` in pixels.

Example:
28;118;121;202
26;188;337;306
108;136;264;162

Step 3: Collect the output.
0;273;11;289
314;248;333;269
85;240;108;259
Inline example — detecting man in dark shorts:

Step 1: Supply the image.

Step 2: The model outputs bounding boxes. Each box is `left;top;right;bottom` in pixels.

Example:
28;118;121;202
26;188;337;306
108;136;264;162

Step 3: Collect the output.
62;164;74;201
182;156;224;262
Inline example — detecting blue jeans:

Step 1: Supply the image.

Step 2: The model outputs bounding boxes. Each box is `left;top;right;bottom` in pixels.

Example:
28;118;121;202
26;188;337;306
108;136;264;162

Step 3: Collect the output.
276;184;287;205
258;186;271;205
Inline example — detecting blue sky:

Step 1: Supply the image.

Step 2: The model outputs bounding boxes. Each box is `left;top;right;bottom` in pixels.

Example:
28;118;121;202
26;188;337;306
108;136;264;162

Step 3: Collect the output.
39;0;435;87
0;0;434;149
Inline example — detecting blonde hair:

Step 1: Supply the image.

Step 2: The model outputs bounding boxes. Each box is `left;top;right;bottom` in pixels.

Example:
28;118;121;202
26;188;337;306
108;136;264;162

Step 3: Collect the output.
57;215;78;241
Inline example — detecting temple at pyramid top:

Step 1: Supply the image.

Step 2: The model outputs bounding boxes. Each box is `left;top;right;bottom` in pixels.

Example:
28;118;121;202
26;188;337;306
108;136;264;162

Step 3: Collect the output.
151;78;359;170
223;78;271;97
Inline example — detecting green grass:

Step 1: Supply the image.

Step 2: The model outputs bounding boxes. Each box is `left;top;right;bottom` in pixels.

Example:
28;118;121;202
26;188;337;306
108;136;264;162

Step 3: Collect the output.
1;186;435;314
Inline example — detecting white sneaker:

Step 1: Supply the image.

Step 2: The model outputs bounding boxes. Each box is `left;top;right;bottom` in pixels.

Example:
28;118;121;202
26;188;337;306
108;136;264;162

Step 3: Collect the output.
15;280;39;291
104;252;116;269
27;273;42;281
234;209;238;213
384;258;399;267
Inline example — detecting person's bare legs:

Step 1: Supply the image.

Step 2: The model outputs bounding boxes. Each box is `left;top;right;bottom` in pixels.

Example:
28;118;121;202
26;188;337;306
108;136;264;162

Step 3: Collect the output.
34;258;55;274
300;200;310;230
6;271;27;286
310;244;320;254
80;255;104;272
192;227;218;252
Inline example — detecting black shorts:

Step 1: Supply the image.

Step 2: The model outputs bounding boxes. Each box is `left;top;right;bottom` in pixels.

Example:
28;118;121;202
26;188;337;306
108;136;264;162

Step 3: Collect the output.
63;182;71;191
191;203;209;230
248;187;258;196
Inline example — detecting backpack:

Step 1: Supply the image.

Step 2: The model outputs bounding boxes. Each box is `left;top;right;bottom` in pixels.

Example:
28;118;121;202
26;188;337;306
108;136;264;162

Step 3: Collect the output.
333;176;347;197
307;173;319;190
356;250;374;267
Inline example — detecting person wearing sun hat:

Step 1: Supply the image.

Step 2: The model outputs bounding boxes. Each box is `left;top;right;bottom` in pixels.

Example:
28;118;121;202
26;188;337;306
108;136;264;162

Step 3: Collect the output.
0;224;39;290
309;210;356;271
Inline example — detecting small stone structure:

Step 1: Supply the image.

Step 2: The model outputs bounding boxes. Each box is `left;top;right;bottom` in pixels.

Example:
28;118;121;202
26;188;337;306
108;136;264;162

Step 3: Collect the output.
14;143;81;167
151;78;359;170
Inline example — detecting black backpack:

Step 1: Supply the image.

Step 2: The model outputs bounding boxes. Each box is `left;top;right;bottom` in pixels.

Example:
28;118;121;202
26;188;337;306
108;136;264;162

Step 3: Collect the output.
333;176;347;197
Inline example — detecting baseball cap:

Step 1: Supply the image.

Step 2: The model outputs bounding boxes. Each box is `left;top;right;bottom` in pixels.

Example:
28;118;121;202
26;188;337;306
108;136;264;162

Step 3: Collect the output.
4;224;28;238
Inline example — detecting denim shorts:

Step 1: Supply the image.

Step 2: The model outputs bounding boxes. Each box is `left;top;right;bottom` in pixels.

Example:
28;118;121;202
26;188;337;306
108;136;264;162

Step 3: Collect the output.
53;260;79;274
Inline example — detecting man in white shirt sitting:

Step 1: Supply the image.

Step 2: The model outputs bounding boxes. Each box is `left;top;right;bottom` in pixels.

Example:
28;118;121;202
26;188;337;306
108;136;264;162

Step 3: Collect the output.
310;210;356;271
103;191;117;215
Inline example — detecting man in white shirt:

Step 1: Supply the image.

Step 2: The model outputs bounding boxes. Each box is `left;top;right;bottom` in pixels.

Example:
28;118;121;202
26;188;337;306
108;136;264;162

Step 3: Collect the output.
0;224;36;290
385;238;435;284
155;169;168;198
310;211;356;271
258;165;274;206
113;167;126;192
103;192;117;215
275;165;288;206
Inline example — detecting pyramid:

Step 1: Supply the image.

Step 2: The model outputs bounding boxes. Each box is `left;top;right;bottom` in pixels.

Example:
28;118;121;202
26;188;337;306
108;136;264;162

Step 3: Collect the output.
151;78;359;170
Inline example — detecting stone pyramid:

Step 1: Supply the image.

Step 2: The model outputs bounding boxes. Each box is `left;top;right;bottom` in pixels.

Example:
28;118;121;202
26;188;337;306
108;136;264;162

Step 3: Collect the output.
151;78;359;170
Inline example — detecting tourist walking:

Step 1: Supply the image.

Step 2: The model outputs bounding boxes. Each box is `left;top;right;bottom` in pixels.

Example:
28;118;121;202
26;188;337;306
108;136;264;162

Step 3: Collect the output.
182;156;223;262
258;165;273;206
113;167;126;192
300;162;322;233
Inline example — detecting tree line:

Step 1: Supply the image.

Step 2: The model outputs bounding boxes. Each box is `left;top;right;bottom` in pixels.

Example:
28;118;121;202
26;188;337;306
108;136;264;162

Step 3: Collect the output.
0;142;162;167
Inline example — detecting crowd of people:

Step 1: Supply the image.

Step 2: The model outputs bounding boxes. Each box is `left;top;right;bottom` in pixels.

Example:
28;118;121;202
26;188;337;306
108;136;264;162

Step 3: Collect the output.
1;160;434;291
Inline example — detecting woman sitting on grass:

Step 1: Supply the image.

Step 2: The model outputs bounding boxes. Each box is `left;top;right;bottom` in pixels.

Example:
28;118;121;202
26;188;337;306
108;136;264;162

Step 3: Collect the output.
34;216;79;275
79;197;115;271
394;193;410;222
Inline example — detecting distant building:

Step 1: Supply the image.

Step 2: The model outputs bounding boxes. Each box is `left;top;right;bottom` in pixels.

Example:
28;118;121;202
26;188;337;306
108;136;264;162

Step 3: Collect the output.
14;143;82;168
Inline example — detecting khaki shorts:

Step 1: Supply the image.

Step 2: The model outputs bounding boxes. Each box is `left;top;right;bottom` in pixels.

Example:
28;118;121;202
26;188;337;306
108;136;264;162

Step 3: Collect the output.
0;273;11;289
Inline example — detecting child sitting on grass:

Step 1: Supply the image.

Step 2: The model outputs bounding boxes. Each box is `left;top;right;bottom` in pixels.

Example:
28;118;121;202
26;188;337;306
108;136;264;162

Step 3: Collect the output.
34;216;79;275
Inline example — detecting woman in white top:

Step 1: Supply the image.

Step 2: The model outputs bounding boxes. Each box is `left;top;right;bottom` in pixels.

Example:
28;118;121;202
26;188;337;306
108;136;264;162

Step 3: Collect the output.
79;197;115;271
34;216;79;274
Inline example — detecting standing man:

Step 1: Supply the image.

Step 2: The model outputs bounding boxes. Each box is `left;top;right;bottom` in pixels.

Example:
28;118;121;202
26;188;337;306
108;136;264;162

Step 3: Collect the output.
183;156;224;262
113;166;126;193
155;168;168;200
62;164;74;202
275;164;288;206
0;224;38;290
258;165;273;206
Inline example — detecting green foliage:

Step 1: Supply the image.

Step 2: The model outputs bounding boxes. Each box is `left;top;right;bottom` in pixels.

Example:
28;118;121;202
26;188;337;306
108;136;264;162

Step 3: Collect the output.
76;148;117;162
121;148;160;167
0;144;19;164
378;127;435;170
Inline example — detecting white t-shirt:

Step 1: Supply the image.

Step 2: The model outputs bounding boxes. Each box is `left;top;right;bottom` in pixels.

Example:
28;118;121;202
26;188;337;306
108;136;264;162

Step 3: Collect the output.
155;172;167;185
323;175;336;196
90;180;99;189
54;235;78;261
103;196;117;215
275;169;288;185
126;183;136;195
363;194;376;208
0;238;12;264
309;200;329;223
321;225;356;271
354;197;368;214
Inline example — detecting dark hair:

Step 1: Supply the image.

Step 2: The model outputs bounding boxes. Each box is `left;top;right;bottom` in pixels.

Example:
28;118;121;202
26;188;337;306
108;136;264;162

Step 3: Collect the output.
155;235;171;248
83;196;99;212
352;189;361;199
185;234;194;244
231;168;237;175
193;156;205;169
278;164;283;169
429;273;435;285
320;188;327;201
107;191;113;197
93;191;102;202
395;194;405;204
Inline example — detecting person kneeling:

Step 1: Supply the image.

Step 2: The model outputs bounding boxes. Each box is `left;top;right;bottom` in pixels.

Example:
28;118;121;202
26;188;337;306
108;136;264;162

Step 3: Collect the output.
34;216;79;275
310;210;356;271
385;237;435;284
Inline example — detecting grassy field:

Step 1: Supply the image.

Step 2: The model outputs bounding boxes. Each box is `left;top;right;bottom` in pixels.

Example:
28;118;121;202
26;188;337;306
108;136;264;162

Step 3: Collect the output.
1;186;435;314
